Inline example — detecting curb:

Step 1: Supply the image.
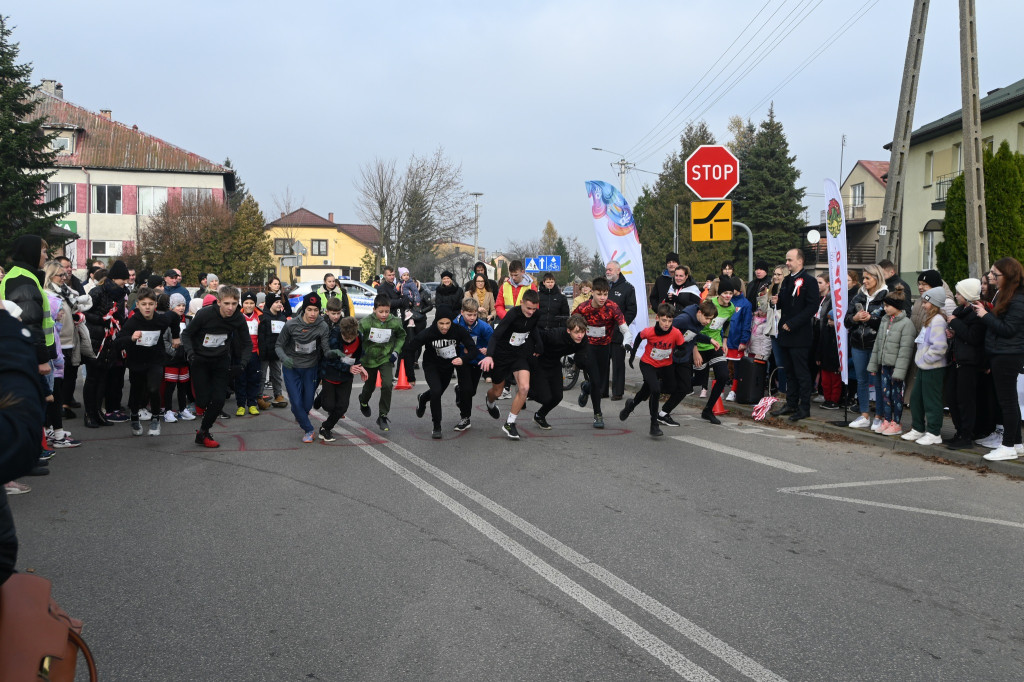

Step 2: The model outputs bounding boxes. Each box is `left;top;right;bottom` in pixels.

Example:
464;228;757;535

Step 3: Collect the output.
620;380;1024;479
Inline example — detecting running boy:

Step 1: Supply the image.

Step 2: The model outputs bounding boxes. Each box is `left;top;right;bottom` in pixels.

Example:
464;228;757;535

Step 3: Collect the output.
653;300;720;426
572;276;631;429
409;305;480;438
235;291;263;416
693;276;736;424
529;314;588;430
116;287;180;436
319;305;367;442
258;292;290;409
453;298;493;410
277;292;331;443
479;288;542;440
357;294;406;431
618;304;687;437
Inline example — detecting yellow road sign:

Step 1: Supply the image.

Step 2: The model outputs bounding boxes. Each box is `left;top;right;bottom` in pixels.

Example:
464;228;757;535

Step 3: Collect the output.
691;200;732;242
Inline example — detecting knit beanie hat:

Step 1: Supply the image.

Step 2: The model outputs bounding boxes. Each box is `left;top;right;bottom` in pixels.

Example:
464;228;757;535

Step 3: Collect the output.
203;294;217;307
955;278;981;303
440;270;455;281
398;267;409;277
108;260;130;280
146;274;163;289
241;291;257;304
265;293;282;309
921;286;947;308
301;292;320;312
435;304;454;322
917;269;943;289
168;293;186;309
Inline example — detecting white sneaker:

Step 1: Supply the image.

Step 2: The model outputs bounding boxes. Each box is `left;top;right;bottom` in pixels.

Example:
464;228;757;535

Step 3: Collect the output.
498;387;512;400
915;433;943;446
178;408;196;421
870;418;884;432
725;391;737;402
1016;444;1024;455
700;389;708;399
848;416;870;429
976;429;1004;448
901;429;925;441
139;408;153;421
983;445;1019;461
164;411;178;423
813;395;826;403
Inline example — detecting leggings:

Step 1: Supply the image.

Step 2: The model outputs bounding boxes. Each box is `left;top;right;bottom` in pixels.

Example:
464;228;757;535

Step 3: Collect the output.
694;349;729;412
637;363;676;420
990;353;1024;447
61;349;79;407
529;364;564;418
191;357;230;433
128;365;164;418
46;376;64;430
877;365;905;424
82;359;108;419
582;344;611;416
423;363;471;424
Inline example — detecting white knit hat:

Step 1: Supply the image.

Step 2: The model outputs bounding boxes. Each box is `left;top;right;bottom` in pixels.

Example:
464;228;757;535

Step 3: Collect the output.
955;278;981;303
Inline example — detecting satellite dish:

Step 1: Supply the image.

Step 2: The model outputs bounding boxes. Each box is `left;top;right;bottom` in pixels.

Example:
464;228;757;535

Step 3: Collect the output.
806;229;821;244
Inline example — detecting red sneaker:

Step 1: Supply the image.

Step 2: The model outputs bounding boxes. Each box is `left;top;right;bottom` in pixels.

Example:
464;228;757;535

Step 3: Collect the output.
195;430;219;448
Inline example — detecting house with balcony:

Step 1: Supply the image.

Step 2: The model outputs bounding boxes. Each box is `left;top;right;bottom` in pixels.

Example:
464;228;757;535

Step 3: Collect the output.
807;160;889;272
32;80;234;267
264;208;379;284
887;76;1024;283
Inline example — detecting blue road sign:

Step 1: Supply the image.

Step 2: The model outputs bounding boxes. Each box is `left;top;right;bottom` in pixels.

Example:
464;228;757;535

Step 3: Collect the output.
525;255;561;272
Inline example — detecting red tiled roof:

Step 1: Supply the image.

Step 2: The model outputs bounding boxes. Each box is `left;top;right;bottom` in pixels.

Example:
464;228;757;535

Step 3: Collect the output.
265;209;380;246
858;160;889;186
31;90;231;177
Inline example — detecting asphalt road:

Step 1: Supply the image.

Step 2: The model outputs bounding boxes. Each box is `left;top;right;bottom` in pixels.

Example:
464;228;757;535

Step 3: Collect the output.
11;377;1024;681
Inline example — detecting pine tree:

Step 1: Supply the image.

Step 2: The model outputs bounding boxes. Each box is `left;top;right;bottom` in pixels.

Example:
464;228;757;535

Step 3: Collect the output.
553;235;572;284
938;141;1024;283
540;220;558;255
589;251;605;281
224;157;249;213
726;115;758;276
224;194;274;285
738;104;806;272
0;16;64;247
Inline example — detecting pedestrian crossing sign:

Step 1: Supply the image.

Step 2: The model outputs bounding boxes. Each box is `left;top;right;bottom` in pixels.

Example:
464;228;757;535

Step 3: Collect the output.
525;256;560;272
525;258;539;272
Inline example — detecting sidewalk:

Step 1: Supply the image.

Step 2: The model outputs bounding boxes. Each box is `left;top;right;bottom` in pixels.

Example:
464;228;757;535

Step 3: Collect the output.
618;375;1024;478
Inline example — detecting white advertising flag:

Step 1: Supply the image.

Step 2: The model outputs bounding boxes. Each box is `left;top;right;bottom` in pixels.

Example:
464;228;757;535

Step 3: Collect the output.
823;178;849;384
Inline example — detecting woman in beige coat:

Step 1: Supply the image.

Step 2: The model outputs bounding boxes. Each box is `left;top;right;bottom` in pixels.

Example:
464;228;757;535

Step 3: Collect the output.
465;273;496;323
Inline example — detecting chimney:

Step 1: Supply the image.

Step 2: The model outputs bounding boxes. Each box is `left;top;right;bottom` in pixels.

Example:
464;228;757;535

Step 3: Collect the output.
100;109;112;120
40;79;63;98
328;212;334;223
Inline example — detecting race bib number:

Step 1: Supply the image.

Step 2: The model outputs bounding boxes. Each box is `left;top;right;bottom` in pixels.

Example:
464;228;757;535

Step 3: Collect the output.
709;318;726;331
246;320;259;336
369;328;392;343
137;330;160;347
437;344;457;360
179;322;187;334
586;325;607;338
341;354;355;365
271;320;285;334
295;340;315;354
650;347;672;361
683;330;697;342
202;333;227;348
509;331;530;347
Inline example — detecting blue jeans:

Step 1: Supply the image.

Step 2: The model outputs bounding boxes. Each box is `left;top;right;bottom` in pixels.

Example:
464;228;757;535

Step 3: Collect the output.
283;365;318;432
850;347;875;414
770;338;787;394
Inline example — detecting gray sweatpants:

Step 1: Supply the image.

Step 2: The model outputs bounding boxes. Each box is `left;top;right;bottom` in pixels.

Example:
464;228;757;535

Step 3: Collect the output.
262;358;284;398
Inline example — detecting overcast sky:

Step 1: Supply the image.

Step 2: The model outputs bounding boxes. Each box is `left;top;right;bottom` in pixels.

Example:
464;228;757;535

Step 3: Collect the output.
12;1;1023;261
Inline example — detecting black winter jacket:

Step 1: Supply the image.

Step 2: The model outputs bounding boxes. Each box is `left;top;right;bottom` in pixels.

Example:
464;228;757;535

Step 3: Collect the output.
845;287;888;351
433;283;464;312
536;286;570;329
777;270;818;348
948;304;986;366
608;277;637;342
85;279;128;358
982;290;1024;356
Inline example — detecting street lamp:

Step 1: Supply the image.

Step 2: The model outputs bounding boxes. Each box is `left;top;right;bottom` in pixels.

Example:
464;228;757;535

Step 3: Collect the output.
469;192;483;265
592;147;635;196
807;229;822;275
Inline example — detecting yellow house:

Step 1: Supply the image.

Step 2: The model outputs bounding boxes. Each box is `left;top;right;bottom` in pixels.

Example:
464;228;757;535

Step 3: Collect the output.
891;76;1024;283
808;160;889;271
264;208;379;283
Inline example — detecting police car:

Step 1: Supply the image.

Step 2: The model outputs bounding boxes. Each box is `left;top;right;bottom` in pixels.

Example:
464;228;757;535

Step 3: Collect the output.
287;280;377;319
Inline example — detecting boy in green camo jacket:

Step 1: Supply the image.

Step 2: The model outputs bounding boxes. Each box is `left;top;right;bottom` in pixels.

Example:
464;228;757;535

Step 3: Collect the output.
357;294;406;431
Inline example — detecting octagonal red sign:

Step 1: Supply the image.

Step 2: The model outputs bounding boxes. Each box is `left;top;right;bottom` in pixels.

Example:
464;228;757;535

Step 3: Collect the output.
685;145;740;199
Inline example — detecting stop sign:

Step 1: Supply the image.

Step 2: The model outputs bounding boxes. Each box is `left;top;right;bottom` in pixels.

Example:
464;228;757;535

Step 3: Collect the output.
685;145;740;199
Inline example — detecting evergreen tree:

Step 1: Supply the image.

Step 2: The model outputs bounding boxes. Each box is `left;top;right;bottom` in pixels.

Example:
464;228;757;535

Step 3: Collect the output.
224;194;274;285
738;104;806;272
553;235;572;285
0;16;64;247
633;120;731;282
726;115;758;276
539;220;558;255
937;141;1024;283
224;157;249;213
589;251;605;281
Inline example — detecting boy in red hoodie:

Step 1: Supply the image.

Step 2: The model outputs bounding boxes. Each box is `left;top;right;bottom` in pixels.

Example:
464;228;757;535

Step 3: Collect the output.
235;291;262;415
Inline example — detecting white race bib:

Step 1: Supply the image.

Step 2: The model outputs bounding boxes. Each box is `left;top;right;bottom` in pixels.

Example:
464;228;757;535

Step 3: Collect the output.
369;328;392;343
509;331;529;347
586;325;606;338
202;333;227;348
246;320;259;336
437;344;457;360
341;355;355;365
471;335;478;345
295;340;315;354
137;330;160;347
709;317;726;331
179;322;187;334
271;320;285;334
650;347;672;361
683;330;697;342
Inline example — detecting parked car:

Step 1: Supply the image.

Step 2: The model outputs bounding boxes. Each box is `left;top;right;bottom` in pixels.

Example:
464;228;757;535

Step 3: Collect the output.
562;284;575;298
421;281;440;298
286;280;376;319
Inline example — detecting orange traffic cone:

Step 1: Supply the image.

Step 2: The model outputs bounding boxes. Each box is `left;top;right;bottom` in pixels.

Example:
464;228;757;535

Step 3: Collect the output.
394;360;412;390
375;370;382;388
711;380;728;416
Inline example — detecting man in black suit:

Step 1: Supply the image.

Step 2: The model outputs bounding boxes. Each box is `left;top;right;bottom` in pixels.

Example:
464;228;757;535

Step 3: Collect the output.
773;248;818;421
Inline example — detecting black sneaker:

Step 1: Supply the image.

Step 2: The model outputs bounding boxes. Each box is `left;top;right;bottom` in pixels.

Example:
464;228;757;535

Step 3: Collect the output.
218;410;231;420
38;449;56;462
502;422;520;440
578;381;590;408
431;425;442;440
821;401;840;410
945;436;974;450
376;415;389;432
416;391;429;419
650;423;664;437
657;414;680;427
319;427;336;442
454;418;471;432
130;419;143;436
593;414;605;429
701;409;721;425
618;398;635;421
105;410;129;423
360;401;371;418
486;401;500;419
533;414;552;430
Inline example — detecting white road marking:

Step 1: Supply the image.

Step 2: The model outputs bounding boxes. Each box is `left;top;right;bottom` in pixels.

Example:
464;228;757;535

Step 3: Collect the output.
558;400;594;413
330;424;718;681
672;436;816;474
359;429;787;682
660;413;800;440
779;478;1024;530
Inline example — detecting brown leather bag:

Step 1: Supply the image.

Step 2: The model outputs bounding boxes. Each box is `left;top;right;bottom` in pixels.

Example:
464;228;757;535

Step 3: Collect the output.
0;573;98;681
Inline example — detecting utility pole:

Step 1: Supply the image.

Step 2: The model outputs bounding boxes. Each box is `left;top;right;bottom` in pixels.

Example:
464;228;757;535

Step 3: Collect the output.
877;0;930;265
959;0;988;279
470;192;483;264
592;147;635;197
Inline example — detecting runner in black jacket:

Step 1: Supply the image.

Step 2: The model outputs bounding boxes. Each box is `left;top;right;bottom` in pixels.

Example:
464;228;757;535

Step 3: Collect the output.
408;304;480;438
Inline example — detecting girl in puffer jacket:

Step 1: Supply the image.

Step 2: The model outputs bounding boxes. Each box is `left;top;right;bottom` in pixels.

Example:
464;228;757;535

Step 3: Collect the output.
900;287;949;445
867;286;916;437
